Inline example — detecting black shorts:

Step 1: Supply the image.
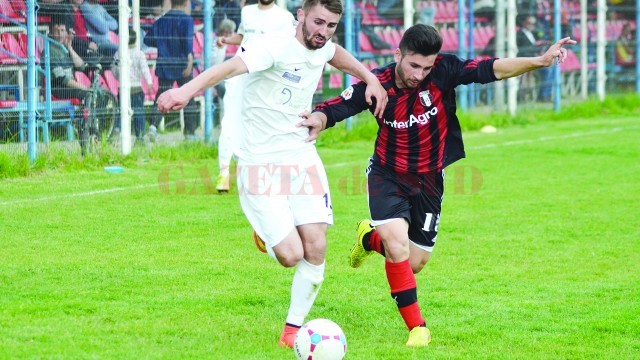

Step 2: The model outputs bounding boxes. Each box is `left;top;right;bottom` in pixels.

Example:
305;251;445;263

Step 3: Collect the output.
366;162;444;251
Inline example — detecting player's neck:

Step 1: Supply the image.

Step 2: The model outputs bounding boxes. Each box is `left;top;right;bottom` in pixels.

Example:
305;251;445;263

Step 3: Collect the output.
258;3;274;9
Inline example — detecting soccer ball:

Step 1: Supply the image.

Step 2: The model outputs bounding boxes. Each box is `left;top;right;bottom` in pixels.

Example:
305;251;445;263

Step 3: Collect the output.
294;319;347;360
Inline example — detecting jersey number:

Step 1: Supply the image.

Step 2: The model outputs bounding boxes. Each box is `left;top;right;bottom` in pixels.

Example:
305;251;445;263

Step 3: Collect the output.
280;88;292;105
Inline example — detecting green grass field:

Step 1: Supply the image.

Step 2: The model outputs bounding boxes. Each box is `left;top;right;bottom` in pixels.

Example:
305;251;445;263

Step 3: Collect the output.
1;114;639;359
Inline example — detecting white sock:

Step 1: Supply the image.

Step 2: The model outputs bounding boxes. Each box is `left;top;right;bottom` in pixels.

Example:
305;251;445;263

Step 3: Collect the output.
285;259;325;326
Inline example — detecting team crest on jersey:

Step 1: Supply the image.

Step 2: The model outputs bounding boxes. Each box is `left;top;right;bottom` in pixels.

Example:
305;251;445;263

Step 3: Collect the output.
419;90;432;107
341;86;354;100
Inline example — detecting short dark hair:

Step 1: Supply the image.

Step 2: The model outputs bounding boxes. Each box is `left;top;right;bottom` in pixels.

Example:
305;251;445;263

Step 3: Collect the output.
129;29;137;45
399;24;442;57
302;0;343;16
171;0;188;7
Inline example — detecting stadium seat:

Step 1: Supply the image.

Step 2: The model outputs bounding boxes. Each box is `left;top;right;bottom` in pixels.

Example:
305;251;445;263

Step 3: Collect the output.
74;71;92;88
358;31;376;53
225;44;239;58
193;31;204;58
559;49;581;72
99;69;119;97
108;31;119;45
0;0;25;23
0;33;24;64
17;32;43;60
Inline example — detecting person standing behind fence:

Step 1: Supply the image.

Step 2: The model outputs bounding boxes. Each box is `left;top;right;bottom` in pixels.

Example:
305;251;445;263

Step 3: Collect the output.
144;0;198;141
112;30;153;144
516;14;552;101
212;19;237;104
213;0;295;192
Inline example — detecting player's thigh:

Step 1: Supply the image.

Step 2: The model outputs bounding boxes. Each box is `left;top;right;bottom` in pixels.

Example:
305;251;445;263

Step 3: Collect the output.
407;171;444;254
289;153;333;228
367;164;412;224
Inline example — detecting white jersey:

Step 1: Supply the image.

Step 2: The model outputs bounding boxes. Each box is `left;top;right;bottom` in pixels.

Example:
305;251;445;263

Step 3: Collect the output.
236;35;337;163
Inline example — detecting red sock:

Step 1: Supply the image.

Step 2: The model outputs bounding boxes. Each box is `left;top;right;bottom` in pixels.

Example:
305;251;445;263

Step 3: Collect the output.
385;259;425;330
364;230;385;255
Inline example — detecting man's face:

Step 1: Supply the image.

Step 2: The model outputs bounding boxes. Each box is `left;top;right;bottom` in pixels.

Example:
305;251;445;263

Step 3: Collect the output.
394;50;437;89
297;5;341;50
258;0;275;5
523;17;536;30
51;24;67;42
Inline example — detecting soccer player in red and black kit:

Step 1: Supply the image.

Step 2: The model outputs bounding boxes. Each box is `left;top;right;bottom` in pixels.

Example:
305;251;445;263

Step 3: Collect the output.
298;24;575;347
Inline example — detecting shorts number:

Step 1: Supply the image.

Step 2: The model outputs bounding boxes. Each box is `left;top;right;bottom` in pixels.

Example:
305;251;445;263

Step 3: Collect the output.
422;213;440;232
323;193;333;209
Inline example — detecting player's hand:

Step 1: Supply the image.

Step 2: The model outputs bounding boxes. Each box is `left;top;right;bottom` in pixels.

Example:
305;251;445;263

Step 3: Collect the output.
541;37;577;66
157;88;190;112
364;81;388;119
296;111;324;142
216;37;226;48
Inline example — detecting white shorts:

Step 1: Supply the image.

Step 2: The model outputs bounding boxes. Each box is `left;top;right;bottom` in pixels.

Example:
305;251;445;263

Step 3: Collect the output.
237;151;333;247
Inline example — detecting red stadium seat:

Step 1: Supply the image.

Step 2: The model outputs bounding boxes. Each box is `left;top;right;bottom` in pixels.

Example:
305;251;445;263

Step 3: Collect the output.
97;69;119;97
74;71;92;88
0;0;25;23
1;33;26;59
108;31;119;45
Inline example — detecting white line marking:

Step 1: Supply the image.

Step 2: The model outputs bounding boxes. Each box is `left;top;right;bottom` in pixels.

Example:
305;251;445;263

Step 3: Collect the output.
0;183;157;206
469;126;636;150
2;125;636;206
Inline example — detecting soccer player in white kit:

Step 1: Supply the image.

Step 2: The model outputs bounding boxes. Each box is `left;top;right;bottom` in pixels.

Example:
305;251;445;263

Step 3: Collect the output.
157;0;389;349
214;0;295;192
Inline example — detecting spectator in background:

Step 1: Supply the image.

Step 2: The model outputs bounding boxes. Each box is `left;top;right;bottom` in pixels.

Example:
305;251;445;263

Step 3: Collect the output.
144;0;198;141
67;0;101;62
615;23;635;66
49;18;90;101
213;0;242;32
516;14;552;101
112;30;153;143
80;0;120;57
213;18;237;100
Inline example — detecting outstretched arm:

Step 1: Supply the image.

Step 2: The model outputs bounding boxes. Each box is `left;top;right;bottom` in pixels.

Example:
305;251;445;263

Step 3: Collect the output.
157;56;248;112
329;45;388;118
493;37;577;80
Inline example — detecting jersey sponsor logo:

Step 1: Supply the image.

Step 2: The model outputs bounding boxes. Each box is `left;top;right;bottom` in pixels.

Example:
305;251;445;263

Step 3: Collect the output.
340;86;354;100
282;71;302;83
294;67;301;71
419;90;432;107
383;107;438;129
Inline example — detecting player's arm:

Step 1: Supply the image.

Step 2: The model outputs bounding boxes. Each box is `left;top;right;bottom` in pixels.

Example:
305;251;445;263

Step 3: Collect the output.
328;45;388;118
217;33;243;47
493;37;576;79
297;82;371;142
157;57;248;112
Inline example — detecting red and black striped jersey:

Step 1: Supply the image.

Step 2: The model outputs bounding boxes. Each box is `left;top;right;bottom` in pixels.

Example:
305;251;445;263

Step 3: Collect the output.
314;54;498;174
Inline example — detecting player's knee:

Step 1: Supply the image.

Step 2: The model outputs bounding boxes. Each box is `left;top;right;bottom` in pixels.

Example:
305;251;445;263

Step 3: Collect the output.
277;249;304;268
382;238;410;261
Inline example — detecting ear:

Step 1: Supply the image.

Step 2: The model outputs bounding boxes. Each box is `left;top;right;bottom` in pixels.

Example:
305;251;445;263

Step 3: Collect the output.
394;48;402;63
297;8;304;22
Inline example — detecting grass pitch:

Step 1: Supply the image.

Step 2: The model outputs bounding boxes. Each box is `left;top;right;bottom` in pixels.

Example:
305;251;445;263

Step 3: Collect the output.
1;114;639;359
